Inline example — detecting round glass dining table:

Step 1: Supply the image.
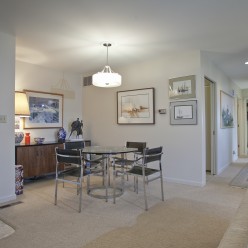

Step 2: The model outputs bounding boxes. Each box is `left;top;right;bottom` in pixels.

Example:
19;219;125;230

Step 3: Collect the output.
81;146;138;202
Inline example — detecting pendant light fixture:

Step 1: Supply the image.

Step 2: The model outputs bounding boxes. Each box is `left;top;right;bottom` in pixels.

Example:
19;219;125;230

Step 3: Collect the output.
92;43;122;88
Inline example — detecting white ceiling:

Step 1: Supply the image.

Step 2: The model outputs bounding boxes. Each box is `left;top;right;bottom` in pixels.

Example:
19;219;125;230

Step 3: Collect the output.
1;0;248;88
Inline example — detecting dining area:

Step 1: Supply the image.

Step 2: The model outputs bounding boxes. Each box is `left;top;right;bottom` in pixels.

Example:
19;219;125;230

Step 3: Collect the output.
54;140;164;212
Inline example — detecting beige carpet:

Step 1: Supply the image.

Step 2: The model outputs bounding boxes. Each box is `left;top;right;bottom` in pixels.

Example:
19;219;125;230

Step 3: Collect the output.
0;161;247;248
82;198;231;248
0;220;15;240
230;165;248;188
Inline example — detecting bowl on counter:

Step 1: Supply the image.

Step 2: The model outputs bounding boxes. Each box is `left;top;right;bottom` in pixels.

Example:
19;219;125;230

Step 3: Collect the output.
34;137;45;144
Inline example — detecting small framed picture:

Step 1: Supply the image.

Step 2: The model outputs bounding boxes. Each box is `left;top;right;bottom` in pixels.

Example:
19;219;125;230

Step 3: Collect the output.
170;100;197;125
169;75;196;100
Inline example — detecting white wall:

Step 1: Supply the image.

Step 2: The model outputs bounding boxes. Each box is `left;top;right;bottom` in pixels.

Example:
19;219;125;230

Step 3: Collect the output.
201;52;240;174
15;61;83;142
0;32;16;203
83;50;206;186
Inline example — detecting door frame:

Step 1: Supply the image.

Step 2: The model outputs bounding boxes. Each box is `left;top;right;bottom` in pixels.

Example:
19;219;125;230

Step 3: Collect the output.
204;76;217;175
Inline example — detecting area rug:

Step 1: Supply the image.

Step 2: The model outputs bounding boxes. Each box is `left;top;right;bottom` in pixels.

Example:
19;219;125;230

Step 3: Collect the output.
82;198;230;248
230;165;248;188
0;220;15;240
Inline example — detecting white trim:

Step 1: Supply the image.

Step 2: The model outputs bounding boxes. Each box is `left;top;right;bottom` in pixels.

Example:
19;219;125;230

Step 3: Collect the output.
0;195;16;204
164;176;205;187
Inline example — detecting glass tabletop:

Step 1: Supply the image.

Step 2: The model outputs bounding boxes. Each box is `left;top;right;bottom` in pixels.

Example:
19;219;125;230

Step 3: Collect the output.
81;146;138;155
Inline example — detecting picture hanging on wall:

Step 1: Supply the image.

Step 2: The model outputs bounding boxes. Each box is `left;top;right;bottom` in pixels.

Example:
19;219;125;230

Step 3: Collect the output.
24;90;63;129
170;100;197;125
220;90;234;128
117;88;155;124
169;75;196;100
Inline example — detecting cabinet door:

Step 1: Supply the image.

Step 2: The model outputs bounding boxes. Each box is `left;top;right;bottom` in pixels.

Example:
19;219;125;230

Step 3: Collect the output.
27;146;41;177
16;143;64;178
40;144;63;174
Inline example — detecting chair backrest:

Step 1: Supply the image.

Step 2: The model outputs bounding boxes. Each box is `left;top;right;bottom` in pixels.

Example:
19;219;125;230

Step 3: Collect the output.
64;140;85;150
143;146;163;164
55;147;83;165
126;141;147;153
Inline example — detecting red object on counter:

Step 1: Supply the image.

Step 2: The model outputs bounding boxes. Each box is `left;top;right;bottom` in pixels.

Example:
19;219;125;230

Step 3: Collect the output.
25;133;30;145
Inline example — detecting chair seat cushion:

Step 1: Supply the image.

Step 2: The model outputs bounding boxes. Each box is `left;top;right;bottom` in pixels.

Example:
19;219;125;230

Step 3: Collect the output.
127;165;159;176
58;167;82;178
114;157;137;166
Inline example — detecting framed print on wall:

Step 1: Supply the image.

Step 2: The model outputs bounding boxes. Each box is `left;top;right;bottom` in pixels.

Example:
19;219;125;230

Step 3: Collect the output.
169;75;196;100
117;88;155;124
24;90;63;129
220;90;234;128
170;100;197;125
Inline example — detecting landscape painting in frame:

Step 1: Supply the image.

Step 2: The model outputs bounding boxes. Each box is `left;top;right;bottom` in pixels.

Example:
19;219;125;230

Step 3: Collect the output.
24;90;63;129
117;88;155;124
220;90;234;128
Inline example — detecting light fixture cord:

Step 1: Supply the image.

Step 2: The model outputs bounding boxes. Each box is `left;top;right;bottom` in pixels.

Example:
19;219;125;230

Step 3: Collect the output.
106;44;109;65
103;43;111;66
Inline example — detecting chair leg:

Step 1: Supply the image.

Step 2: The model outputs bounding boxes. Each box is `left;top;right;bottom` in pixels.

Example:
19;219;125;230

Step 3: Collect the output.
134;176;138;193
87;174;90;194
113;163;116;204
121;164;125;192
77;178;80;195
55;179;58;205
79;183;82;213
160;172;165;201
142;175;148;211
104;158;108;202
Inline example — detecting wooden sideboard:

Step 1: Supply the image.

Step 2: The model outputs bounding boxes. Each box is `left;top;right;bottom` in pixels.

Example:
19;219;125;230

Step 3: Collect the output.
15;140;91;179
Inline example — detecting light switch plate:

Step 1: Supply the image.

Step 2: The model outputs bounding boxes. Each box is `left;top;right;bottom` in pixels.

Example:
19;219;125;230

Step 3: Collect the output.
0;115;7;123
158;109;166;114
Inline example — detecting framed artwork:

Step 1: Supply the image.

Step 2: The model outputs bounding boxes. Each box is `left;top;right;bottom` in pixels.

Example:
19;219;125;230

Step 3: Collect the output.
117;88;155;124
170;100;197;125
169;75;196;100
220;90;234;128
24;90;63;129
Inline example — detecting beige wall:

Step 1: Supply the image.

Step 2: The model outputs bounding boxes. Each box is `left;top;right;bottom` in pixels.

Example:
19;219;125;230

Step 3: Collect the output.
83;50;205;186
0;32;16;203
0;40;241;204
201;51;239;173
15;61;83;142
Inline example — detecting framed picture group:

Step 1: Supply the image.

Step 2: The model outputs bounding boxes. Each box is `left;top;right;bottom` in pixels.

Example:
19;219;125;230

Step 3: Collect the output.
169;75;197;125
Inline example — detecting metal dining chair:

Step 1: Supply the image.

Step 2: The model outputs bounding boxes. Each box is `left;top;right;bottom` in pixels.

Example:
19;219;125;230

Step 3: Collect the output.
55;147;84;212
64;140;105;194
116;146;164;210
113;141;147;180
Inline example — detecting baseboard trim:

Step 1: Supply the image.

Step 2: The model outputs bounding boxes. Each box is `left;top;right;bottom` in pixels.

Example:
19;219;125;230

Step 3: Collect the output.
164;176;205;187
0;194;16;204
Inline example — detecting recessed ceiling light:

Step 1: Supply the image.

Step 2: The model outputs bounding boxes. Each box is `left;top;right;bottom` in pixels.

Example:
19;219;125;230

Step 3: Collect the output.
245;61;248;65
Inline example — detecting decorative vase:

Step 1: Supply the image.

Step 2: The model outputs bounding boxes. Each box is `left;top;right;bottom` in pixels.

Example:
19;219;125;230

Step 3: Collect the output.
15;132;24;144
25;133;30;145
57;127;66;143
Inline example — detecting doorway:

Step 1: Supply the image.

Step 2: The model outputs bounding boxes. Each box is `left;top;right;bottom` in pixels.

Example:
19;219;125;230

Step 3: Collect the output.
237;96;248;157
204;77;216;175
